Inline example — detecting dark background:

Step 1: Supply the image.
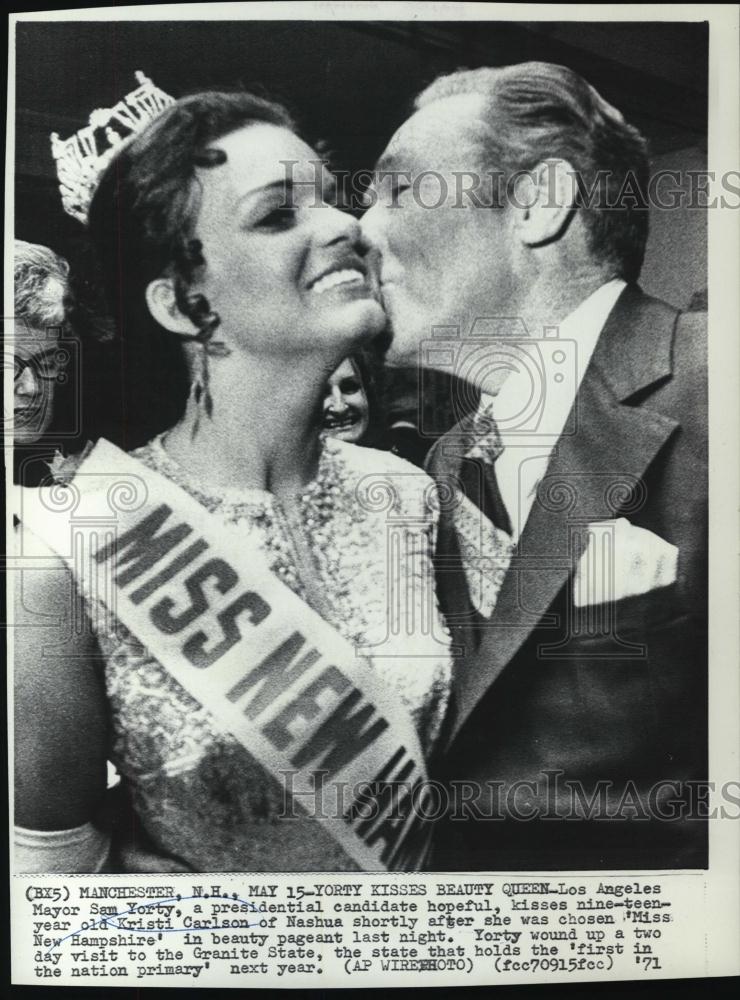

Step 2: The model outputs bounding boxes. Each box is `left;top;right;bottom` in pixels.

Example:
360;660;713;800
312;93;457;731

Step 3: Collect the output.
12;18;709;447
14;19;708;248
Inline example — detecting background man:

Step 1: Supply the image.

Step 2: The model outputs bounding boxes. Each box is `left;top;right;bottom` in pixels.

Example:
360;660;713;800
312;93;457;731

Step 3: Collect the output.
12;239;71;449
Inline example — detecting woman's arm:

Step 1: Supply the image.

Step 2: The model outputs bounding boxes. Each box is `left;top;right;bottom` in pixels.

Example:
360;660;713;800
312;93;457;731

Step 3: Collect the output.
13;526;109;842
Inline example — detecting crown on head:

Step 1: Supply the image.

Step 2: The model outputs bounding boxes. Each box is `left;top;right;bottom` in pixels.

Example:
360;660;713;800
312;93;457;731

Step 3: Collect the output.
50;71;176;225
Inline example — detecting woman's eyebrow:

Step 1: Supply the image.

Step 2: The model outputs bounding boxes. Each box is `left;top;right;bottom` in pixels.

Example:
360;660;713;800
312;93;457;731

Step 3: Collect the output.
237;179;293;207
238;174;334;209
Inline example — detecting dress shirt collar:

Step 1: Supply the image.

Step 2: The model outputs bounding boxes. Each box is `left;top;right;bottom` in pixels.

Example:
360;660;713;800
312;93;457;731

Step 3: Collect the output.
477;277;627;429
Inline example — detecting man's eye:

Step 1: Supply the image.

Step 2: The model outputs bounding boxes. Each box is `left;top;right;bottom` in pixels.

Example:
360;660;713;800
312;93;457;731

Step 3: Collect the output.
15;351;64;380
321;180;338;203
37;359;63;378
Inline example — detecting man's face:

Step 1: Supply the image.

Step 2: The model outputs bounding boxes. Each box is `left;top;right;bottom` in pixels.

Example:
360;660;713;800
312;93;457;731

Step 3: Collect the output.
361;94;520;367
12;326;63;445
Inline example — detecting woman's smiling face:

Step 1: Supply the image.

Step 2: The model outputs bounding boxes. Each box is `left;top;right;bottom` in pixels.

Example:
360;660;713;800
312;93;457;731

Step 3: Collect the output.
187;124;386;360
322;358;370;443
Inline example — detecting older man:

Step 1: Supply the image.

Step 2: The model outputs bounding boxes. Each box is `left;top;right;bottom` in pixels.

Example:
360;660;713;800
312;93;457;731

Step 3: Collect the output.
361;63;707;870
12;240;71;449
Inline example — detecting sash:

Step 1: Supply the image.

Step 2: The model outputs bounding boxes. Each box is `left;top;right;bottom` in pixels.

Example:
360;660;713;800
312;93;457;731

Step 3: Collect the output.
19;440;432;871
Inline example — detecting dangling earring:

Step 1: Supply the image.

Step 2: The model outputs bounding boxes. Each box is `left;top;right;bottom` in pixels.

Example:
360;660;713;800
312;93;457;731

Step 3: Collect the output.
189;342;210;440
172;254;228;439
189;322;231;440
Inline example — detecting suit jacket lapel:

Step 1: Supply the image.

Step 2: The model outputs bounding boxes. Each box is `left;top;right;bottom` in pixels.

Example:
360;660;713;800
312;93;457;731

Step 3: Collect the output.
449;285;682;742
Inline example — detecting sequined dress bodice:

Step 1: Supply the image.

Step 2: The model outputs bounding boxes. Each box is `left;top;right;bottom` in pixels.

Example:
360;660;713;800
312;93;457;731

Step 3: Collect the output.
89;436;453;872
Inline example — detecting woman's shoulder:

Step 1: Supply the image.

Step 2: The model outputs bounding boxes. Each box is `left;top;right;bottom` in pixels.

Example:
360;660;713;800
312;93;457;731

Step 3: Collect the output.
328;440;438;518
331;438;432;479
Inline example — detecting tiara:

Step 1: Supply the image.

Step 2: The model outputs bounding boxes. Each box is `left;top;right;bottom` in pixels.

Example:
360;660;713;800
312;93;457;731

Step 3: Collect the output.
50;71;175;225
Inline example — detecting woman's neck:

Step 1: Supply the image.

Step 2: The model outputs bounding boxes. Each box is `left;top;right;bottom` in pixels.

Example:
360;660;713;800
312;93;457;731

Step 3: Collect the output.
162;351;332;498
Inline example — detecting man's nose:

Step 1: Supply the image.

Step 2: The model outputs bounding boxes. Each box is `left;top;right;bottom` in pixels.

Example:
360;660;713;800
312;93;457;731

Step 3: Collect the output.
15;365;38;398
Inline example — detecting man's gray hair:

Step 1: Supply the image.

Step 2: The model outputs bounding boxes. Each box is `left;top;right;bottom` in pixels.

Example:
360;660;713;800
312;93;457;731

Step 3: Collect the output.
416;62;650;283
14;239;70;328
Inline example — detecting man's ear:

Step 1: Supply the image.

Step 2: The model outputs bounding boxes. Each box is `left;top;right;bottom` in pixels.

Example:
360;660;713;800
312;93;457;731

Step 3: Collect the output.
145;277;199;336
511;159;577;247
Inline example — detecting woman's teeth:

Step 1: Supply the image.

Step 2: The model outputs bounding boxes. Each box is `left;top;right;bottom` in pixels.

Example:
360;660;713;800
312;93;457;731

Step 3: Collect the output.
311;269;365;294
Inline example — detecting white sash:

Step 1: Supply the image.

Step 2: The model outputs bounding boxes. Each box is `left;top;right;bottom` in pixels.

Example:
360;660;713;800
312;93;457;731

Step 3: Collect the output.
19;439;432;871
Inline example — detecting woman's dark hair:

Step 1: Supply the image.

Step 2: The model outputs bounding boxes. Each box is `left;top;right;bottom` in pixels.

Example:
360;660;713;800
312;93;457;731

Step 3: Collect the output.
87;91;296;448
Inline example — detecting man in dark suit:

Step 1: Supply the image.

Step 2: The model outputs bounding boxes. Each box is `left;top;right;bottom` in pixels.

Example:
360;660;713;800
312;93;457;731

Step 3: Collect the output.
361;62;707;869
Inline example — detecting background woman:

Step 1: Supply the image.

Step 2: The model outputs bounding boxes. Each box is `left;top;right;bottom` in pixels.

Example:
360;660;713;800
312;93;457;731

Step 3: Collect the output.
14;89;452;873
321;353;381;446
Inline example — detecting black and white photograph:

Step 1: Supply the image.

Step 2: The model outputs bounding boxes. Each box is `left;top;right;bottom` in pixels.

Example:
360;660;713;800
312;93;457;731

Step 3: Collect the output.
6;2;739;989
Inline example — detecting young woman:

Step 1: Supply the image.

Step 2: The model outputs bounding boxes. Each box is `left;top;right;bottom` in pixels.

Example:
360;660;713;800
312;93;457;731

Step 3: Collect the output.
14;91;456;873
321;355;378;445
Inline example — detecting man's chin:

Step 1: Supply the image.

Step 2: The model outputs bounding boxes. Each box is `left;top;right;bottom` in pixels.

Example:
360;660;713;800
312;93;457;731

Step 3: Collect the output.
370;317;418;369
382;333;422;369
365;323;393;357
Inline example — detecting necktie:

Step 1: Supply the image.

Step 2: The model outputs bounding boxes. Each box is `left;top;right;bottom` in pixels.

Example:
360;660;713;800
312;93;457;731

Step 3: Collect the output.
461;399;513;537
467;398;504;465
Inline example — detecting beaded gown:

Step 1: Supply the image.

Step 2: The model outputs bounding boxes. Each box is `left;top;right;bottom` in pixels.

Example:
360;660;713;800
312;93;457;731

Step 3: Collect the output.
83;436;467;872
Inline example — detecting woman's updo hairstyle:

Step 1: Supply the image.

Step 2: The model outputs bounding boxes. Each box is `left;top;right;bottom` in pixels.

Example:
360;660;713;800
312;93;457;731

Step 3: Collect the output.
87;90;296;447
